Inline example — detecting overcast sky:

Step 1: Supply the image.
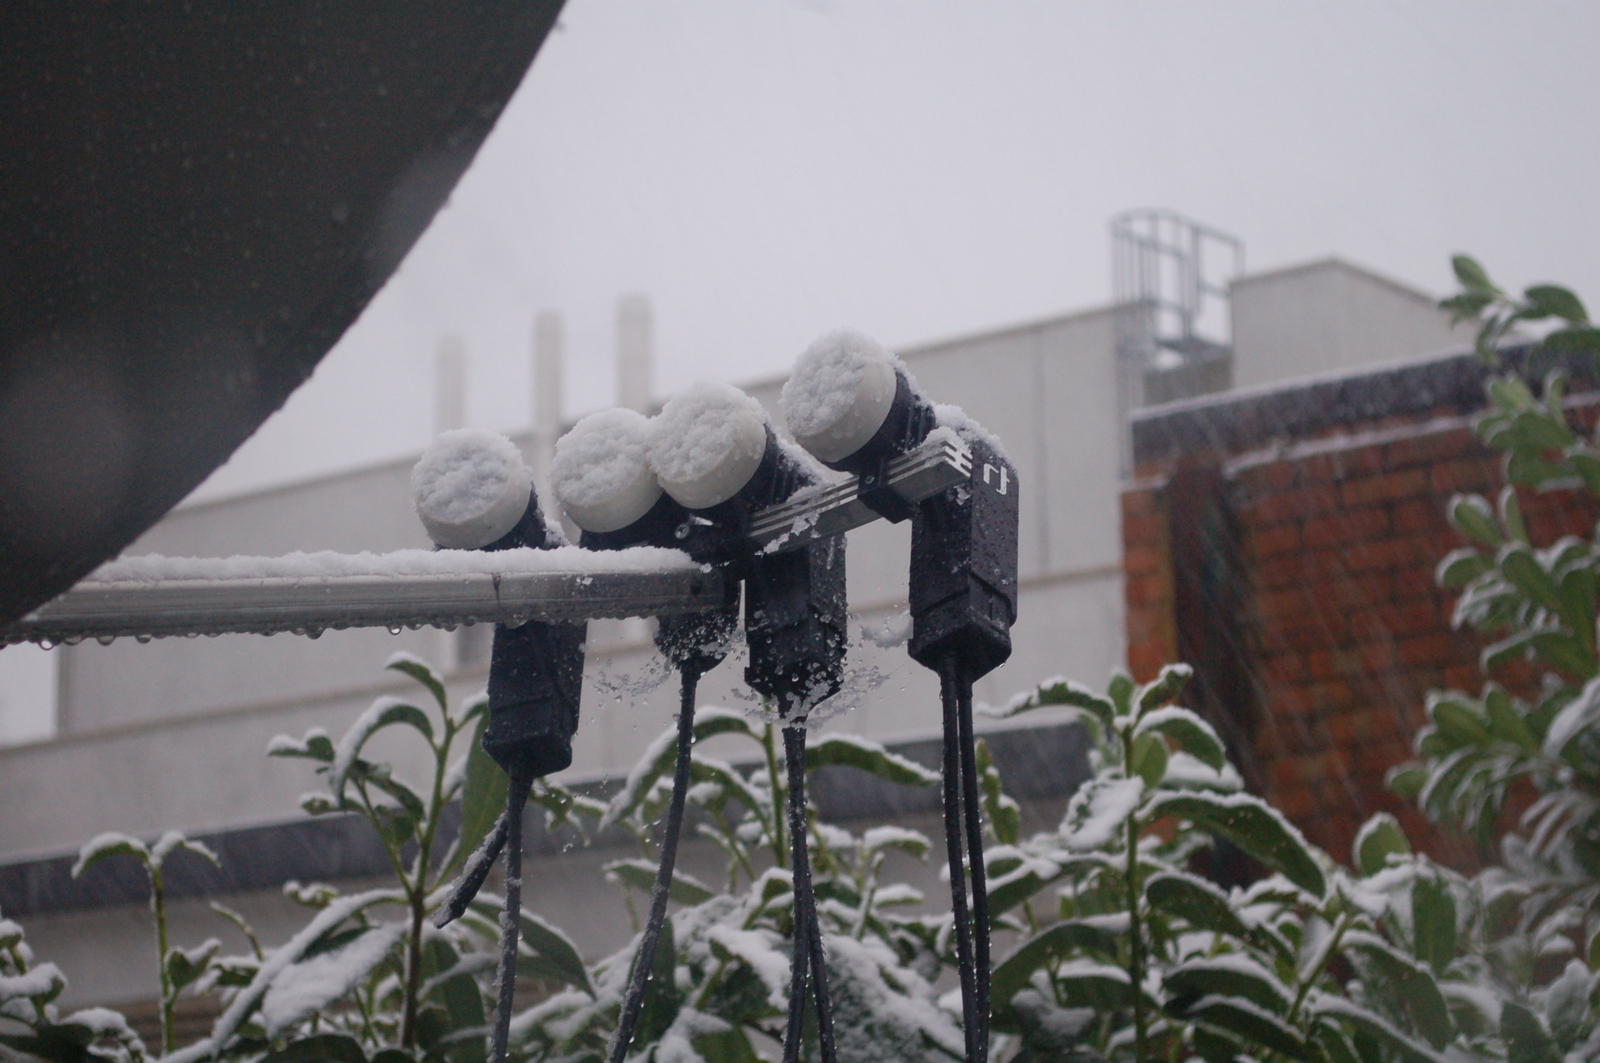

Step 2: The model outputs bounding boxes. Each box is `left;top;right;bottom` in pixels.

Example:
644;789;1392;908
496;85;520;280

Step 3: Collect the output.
192;0;1600;502
3;0;1598;740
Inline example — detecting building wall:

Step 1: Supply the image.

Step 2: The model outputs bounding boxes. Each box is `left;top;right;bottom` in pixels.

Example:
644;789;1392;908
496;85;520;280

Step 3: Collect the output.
1123;346;1599;866
1230;259;1470;391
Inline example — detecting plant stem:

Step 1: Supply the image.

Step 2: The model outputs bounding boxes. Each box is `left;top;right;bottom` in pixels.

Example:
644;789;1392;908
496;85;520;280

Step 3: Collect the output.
1126;793;1147;1062
153;865;173;1056
400;893;425;1047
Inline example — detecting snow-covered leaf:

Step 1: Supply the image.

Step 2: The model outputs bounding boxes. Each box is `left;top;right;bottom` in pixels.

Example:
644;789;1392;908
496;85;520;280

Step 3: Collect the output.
70;834;146;880
1134;704;1224;770
1166;956;1293;1016
1144;871;1248;937
803;733;938;787
992;921;1121;1026
604;858;715;906
1353;813;1410;877
1148;791;1325;898
329;696;434;806
1136;663;1193;719
1188;994;1310;1060
385;650;449;713
1061;776;1145;852
260;922;404;1037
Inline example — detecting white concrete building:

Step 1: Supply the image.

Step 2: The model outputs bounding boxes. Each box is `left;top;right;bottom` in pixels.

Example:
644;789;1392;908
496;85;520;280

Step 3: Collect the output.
0;254;1468;1010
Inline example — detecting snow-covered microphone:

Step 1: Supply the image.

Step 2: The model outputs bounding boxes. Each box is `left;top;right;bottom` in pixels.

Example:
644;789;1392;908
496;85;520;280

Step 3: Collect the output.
646;382;847;712
550;407;738;676
412;429;585;778
648;382;846;1063
413;429;587;1063
781;328;936;521
784;331;1018;1063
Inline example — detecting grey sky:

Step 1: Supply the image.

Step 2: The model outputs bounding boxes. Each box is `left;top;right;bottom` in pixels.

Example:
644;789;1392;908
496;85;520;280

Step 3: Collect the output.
2;0;1598;739
190;0;1600;502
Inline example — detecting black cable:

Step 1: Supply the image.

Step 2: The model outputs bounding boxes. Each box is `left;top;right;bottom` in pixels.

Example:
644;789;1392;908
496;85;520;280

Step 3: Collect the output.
940;662;980;1062
490;766;534;1063
956;672;991;1062
607;669;700;1063
782;724;836;1063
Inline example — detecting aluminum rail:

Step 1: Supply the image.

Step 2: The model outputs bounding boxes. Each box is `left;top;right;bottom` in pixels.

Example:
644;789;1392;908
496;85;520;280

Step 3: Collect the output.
2;433;972;647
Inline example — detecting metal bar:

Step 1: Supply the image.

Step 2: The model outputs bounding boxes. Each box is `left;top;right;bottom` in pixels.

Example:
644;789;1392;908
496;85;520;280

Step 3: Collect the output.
748;432;971;550
3;567;727;647
2;434;973;647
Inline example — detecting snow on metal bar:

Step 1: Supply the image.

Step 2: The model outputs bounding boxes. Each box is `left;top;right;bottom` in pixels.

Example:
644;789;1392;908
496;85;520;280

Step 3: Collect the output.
2;565;725;647
748;430;971;551
1;434;969;647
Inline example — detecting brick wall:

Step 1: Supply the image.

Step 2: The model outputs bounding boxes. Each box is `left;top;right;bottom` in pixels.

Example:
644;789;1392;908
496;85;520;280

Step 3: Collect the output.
1124;348;1599;869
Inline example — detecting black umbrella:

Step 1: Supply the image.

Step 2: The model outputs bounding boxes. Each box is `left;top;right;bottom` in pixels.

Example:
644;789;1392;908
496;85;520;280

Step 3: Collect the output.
0;0;566;625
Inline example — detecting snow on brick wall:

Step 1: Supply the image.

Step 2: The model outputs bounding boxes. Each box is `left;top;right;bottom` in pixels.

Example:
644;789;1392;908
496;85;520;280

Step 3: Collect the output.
1123;381;1600;872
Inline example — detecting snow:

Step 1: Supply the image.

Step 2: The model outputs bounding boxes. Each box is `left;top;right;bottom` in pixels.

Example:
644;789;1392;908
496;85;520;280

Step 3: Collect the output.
932;402;1010;463
1060;777;1144;851
781;329;899;463
646;382;770;509
0;963;65;1000
329;695;418;805
411;428;533;549
259;922;405;1036
706;926;791;1009
550;408;666;533
164;887;405;1063
862;825;930;854
87;543;699;583
71;833;143;877
60;1006;144;1048
860;610;912;648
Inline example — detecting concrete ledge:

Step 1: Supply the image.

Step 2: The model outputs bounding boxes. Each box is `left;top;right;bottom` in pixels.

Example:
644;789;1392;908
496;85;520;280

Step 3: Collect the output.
0;720;1090;918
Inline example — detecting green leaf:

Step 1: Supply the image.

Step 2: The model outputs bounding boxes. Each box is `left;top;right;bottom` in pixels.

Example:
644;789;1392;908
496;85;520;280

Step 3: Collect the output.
1439;291;1493;323
1053;960;1132;1011
604;858;715;906
1166;956;1293;1015
1499;485;1529;545
260;1034;370;1063
1107;673;1136;718
1541;325;1600;362
517;909;594;997
1189;996;1311;1060
1499;546;1562;612
1447;495;1502;548
1130;732;1168;789
1135;706;1226;770
991;922;1122;1023
1136;663;1193;717
804;734;938;787
1145;871;1249;937
1148;792;1325;897
1524;284;1588;325
692;707;760;744
1484;686;1537;752
167;939;221;992
692;1027;763;1063
1352;813;1409;877
1501;1001;1559;1063
386;651;449;713
1312;996;1447;1063
1411;876;1456;972
975;739;1020;846
998;672;1113;730
1386;763;1426;798
447;716;505;878
1343;934;1453;1048
1452;255;1498;295
1436;548;1491;589
0;1029;93;1063
71;833;148;879
1488;374;1537;414
1428;694;1491;746
1529;629;1597;679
